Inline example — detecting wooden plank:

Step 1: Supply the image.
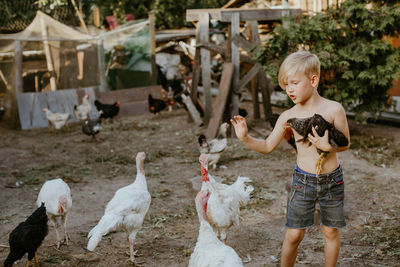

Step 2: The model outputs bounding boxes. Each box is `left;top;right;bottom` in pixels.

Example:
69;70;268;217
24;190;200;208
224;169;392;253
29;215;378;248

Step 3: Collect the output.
232;33;255;52
149;13;157;85
258;70;273;121
197;42;255;64
231;12;240;121
191;25;201;104
233;63;261;93
14;40;23;95
248;21;261;119
206;63;234;139
186;8;302;22
97;40;108;92
199;13;212;125
40;17;57;91
181;94;203;126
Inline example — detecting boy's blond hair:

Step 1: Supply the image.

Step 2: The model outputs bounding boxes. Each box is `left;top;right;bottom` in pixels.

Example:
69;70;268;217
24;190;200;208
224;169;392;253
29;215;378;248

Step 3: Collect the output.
278;51;320;90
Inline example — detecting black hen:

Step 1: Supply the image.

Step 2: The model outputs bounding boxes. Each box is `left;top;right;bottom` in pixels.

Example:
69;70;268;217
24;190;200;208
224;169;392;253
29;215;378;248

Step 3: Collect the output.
148;94;167;114
94;100;120;120
286;113;349;175
4;203;48;267
82;116;102;141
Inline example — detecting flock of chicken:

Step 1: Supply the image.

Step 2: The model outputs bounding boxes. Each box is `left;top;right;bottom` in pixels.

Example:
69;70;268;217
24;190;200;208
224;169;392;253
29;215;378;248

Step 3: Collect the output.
42;93;120;141
3;119;254;267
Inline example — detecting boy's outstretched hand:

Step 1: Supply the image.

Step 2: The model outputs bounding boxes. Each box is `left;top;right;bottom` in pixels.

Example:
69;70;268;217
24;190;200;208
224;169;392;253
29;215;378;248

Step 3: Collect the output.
231;115;248;141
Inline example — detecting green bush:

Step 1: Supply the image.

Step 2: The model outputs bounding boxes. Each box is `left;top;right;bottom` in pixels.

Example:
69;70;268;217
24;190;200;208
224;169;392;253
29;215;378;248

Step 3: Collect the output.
256;0;400;122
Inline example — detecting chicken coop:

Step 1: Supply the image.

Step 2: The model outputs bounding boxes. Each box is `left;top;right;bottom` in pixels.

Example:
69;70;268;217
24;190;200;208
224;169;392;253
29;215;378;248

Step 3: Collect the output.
0;11;156;129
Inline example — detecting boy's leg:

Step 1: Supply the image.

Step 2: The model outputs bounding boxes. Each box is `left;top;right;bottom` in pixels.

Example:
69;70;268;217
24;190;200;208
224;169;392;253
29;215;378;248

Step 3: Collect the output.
321;225;340;267
281;228;305;267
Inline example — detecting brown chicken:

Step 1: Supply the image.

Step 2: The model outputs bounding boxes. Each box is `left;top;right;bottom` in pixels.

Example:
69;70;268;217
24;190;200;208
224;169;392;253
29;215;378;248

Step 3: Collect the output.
286;114;349;175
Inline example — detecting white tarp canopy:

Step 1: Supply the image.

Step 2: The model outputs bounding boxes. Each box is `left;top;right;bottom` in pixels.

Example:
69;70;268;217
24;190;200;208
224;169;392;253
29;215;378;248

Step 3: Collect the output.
0;11;92;53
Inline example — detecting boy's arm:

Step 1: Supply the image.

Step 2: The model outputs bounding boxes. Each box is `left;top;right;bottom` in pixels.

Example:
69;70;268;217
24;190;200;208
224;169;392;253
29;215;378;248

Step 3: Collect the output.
308;103;350;152
231;113;288;154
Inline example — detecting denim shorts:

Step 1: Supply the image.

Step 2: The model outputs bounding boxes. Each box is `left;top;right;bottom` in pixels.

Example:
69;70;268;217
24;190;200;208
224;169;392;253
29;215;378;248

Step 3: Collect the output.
286;166;346;229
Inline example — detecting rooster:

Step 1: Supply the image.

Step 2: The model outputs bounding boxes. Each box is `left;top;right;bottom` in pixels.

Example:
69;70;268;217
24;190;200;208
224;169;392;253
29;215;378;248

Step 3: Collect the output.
148;94;167;115
87;152;151;264
36;178;72;249
188;190;243;267
74;93;92;121
3;203;48;267
199;154;253;242
94;100;120;121
198;123;229;169
42;108;70;130
286;113;349;175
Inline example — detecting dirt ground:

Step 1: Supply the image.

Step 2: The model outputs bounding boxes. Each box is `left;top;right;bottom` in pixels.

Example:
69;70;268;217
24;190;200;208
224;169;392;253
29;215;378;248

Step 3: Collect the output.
0;105;399;267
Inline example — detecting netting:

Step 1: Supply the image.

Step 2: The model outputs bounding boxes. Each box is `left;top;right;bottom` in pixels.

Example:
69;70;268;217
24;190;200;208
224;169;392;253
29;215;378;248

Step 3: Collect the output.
0;0;80;33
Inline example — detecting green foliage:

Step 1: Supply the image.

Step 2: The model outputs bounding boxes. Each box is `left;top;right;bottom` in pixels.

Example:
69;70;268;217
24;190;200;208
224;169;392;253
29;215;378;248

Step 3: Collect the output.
151;0;230;29
256;0;400;122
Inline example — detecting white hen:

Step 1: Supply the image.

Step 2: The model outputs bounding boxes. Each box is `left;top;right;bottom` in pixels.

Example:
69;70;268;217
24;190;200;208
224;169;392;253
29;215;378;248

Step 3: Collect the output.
199;154;253;242
198;123;229;169
188;190;243;267
74;93;92;121
36;178;72;248
42;108;71;130
87;152;151;263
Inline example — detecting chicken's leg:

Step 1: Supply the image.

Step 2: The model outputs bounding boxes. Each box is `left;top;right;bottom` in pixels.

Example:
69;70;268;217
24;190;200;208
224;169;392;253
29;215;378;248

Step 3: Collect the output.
34;252;40;267
62;214;71;246
51;216;62;248
128;230;138;263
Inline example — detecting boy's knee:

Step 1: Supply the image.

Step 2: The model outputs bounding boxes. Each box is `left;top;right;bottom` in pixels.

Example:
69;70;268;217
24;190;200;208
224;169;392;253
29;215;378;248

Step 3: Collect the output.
285;229;305;245
321;225;339;240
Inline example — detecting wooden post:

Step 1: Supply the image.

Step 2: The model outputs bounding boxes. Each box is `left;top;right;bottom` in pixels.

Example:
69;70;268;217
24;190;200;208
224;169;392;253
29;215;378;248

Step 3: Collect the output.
97;39;108;92
191;24;201;104
258;70;272;120
40;18;57;91
199;12;212;125
70;0;89;34
14;40;23;94
248;20;261;119
230;12;240;119
149;13;157;85
206;63;234;139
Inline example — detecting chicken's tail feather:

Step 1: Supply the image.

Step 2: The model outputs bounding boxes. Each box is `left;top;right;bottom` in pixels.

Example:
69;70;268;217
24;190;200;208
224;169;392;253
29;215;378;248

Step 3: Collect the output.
232;176;254;205
87;213;120;251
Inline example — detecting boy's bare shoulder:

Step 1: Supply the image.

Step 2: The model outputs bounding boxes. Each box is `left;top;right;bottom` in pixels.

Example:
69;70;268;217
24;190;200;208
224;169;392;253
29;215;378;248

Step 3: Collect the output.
321;97;345;113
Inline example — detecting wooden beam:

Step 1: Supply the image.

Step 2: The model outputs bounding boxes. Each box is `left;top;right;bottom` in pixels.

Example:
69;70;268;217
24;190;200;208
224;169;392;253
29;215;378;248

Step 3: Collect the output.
197;42;255;64
232;33;256;52
40;18;57;91
186;8;302;22
97;40;108;92
14;40;23;95
149;13;157;85
233;63;261;93
258;70;273;121
231;12;240;120
181;94;203;126
248;20;261;119
199;13;212;125
206;63;233;139
191;24;201;104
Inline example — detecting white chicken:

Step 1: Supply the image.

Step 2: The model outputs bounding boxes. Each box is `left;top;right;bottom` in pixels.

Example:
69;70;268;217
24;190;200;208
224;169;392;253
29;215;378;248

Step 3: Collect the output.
87;152;151;263
198;123;229;169
74;93;92;121
36;178;72;248
199;154;253;242
188;190;243;267
42;108;71;130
